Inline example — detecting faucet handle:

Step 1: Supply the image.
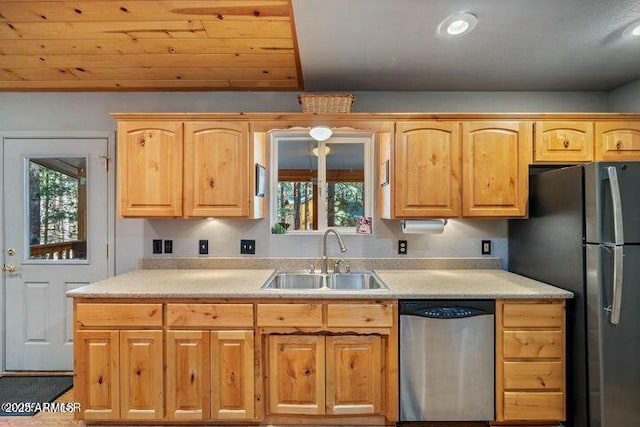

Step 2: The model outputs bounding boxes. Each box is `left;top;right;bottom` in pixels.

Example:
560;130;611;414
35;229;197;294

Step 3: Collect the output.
307;262;316;274
333;259;345;274
345;263;351;274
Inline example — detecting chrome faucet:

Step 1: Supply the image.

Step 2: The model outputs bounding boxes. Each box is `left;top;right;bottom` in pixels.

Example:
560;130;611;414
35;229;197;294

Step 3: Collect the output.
320;229;347;274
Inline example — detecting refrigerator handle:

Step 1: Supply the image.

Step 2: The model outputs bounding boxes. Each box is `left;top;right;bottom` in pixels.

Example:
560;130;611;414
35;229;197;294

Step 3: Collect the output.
604;166;624;245
607;246;624;325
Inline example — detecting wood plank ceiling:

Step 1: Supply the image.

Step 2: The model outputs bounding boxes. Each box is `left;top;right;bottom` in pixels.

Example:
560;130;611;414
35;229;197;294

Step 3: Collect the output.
0;0;302;91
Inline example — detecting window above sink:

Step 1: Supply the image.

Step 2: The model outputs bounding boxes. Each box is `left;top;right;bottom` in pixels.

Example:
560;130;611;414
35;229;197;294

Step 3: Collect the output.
269;129;374;234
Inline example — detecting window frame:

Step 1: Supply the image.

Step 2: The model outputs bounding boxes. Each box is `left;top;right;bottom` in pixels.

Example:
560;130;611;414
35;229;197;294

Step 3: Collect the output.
270;130;374;234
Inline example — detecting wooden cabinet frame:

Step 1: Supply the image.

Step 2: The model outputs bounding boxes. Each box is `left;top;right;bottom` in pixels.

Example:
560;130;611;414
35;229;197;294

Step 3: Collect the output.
257;300;398;425
74;298;399;426
495;299;566;424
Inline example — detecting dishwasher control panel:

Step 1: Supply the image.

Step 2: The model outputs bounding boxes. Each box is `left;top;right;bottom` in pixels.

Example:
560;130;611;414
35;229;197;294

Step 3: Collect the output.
421;307;479;318
400;300;495;319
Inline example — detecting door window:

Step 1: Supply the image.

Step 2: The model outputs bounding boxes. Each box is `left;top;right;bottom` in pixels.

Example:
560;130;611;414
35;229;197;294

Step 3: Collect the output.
27;157;87;261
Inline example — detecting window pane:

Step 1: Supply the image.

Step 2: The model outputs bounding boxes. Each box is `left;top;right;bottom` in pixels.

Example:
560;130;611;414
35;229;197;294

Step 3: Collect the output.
276;140;318;231
28;157;87;260
325;143;365;227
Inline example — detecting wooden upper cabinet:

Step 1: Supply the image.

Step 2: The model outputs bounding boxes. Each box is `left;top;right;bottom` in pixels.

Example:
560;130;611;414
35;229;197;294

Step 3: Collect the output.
595;121;640;160
117;121;183;217
268;335;325;416
394;122;461;217
462;121;532;217
184;122;249;217
534;121;593;163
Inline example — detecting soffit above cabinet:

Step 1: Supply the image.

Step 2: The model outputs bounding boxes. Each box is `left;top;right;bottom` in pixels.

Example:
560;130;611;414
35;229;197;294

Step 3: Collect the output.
0;0;302;91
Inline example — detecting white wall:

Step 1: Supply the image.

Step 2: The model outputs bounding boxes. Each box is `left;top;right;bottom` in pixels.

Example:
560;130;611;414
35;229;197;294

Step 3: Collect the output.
609;79;640;112
0;91;612;273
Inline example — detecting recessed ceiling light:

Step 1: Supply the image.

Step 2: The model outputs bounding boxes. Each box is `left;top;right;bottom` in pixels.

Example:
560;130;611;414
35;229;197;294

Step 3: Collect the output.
622;20;640;38
309;125;332;141
438;13;478;37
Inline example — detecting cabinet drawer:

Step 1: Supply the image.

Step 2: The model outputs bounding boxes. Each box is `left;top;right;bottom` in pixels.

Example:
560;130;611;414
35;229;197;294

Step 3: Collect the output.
503;331;563;359
257;304;322;327
534;121;593;163
503;392;564;421
76;303;162;327
327;304;393;328
502;302;563;328
167;304;253;327
503;361;563;390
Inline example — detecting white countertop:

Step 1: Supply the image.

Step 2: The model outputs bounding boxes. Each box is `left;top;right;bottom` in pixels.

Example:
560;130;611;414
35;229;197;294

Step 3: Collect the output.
66;268;572;299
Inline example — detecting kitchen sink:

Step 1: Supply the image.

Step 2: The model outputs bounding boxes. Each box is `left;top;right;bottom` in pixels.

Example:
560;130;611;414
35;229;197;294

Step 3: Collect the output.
261;270;388;290
262;271;325;289
329;272;387;290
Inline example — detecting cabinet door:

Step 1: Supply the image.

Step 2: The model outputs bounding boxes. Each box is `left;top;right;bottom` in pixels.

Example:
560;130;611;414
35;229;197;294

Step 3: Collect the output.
184;121;249;217
534;121;593;162
394;121;461;217
462;121;532;217
595;121;640;160
75;330;119;421
211;330;255;420
166;330;209;421
268;335;325;415
117;121;183;217
120;330;163;420
326;335;383;415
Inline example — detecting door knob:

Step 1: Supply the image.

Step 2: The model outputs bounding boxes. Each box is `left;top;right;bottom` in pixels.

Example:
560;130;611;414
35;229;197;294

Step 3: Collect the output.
2;264;17;273
6;248;15;256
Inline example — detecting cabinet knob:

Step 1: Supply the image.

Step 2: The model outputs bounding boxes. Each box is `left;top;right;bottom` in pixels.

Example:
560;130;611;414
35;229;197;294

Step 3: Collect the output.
562;138;570;148
138;138;146;147
209;179;215;188
616;140;623;150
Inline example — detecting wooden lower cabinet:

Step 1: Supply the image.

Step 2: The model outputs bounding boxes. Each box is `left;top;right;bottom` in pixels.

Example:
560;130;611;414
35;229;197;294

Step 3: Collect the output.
326;335;382;415
166;330;209;421
496;299;566;424
165;329;255;421
75;329;163;421
75;330;120;421
268;335;326;415
120;330;164;420
211;330;255;420
267;334;384;417
73;300;396;425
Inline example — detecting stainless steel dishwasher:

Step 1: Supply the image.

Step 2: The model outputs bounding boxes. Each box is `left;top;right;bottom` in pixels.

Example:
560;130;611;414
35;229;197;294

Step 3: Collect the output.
399;300;495;421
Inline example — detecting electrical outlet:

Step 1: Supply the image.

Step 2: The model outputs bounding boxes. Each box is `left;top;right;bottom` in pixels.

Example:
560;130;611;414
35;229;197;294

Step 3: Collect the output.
152;239;163;254
398;240;408;255
198;240;209;255
481;240;492;255
164;239;173;254
240;239;256;255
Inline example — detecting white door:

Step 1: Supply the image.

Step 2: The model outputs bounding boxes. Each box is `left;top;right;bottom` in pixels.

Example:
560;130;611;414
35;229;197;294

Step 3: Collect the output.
3;137;110;370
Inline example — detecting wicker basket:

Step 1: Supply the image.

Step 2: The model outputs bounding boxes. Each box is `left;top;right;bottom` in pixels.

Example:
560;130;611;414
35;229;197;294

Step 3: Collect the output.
298;93;355;113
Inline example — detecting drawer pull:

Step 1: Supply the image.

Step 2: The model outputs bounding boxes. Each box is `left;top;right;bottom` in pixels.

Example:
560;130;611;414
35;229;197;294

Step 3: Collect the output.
562;138;569;148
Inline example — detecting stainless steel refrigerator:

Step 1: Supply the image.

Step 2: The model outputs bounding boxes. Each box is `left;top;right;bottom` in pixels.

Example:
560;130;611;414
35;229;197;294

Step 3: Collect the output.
509;162;640;427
